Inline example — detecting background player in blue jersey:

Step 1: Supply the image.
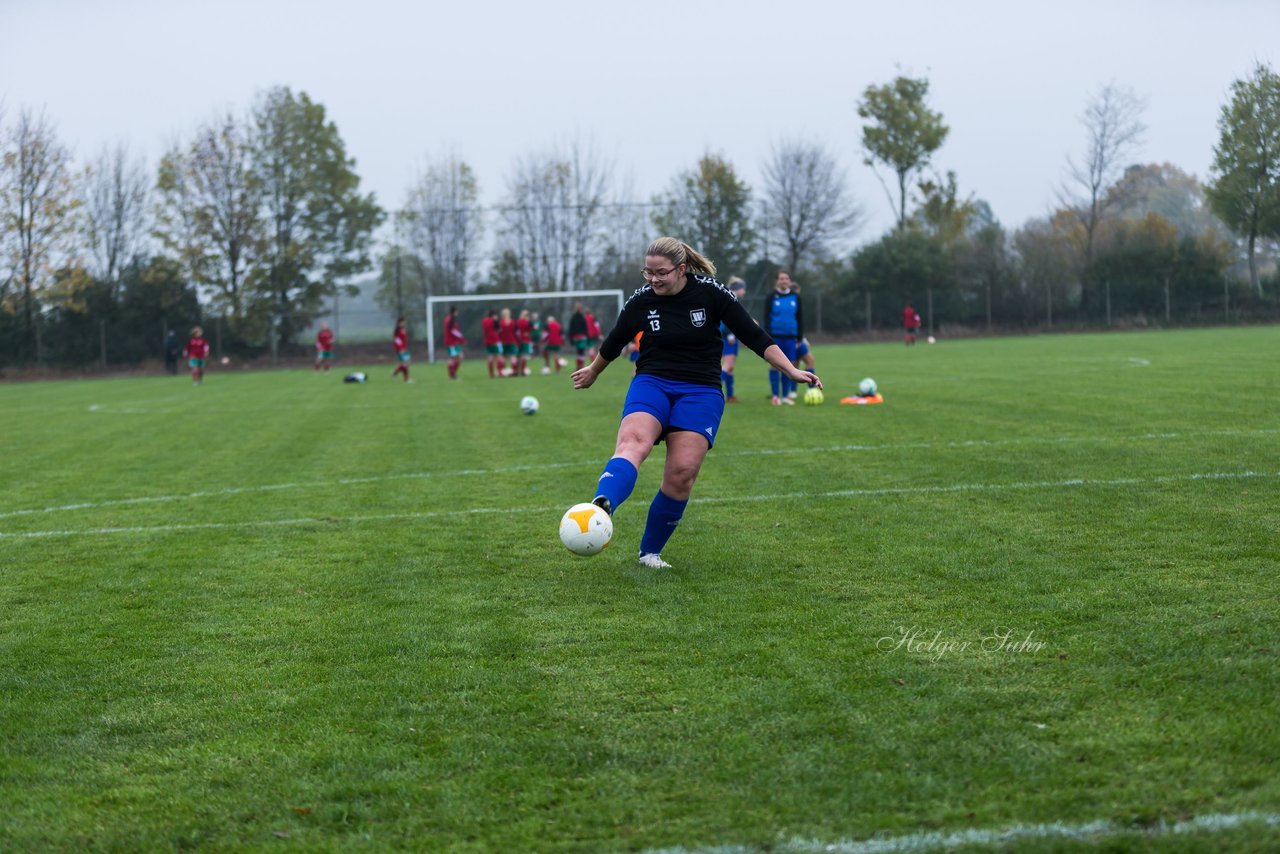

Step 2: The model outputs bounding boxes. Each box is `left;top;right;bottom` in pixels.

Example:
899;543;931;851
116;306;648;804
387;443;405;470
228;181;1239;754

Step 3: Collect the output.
572;238;821;569
719;277;747;402
788;282;816;399
763;270;803;405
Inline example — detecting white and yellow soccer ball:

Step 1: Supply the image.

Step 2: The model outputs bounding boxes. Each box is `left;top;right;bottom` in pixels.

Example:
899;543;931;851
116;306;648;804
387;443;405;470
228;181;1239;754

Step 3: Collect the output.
559;502;613;556
803;386;824;406
858;377;878;396
520;395;539;415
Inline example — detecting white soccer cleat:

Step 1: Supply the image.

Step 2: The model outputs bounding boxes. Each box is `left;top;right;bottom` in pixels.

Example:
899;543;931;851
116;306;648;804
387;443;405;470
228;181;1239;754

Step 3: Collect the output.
638;553;672;569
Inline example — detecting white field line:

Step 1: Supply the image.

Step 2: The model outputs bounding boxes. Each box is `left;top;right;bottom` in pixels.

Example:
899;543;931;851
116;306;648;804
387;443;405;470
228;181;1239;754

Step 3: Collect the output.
641;811;1280;854
1;470;1275;540
1;426;1276;523
0;462;587;520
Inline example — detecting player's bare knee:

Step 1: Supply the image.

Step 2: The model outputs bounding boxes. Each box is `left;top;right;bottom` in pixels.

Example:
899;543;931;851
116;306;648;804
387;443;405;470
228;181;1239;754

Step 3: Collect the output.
614;432;651;462
664;463;699;495
661;474;695;500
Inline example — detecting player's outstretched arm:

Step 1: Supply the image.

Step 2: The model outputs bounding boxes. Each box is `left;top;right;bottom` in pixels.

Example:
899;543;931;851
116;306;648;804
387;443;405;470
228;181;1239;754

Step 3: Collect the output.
761;344;821;389
572;354;611;389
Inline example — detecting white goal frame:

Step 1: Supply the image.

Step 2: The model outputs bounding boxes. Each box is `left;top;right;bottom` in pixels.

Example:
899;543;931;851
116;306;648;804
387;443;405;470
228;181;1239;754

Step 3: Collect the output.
425;289;626;363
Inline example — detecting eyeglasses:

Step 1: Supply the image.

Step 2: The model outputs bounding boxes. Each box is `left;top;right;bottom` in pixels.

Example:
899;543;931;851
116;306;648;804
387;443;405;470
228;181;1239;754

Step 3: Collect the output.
641;266;678;280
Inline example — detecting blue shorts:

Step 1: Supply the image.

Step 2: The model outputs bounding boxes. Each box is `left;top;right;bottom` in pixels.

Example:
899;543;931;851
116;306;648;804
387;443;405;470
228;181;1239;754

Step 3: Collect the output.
623;374;726;448
720;325;738;356
796;338;810;359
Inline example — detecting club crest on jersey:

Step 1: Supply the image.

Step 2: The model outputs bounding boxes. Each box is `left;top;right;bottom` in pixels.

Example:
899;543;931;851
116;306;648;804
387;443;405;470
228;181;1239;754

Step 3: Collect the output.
689;309;707;328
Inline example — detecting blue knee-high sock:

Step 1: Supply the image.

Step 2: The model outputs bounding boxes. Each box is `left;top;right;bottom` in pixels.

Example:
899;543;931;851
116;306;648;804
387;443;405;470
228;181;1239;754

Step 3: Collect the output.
722;370;735;398
769;369;781;397
777;339;798;396
639;489;688;556
594;456;638;513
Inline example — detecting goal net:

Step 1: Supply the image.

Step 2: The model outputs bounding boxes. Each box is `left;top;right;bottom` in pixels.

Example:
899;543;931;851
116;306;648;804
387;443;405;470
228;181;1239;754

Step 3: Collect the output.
424;289;626;363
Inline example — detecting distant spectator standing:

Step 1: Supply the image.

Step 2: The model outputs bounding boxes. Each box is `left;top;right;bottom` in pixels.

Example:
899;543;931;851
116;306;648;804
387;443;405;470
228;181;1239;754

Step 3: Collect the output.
184;326;210;385
443;305;466;379
315;322;335;372
392;316;412;383
903;303;922;345
763;270;803;405
163;329;181;375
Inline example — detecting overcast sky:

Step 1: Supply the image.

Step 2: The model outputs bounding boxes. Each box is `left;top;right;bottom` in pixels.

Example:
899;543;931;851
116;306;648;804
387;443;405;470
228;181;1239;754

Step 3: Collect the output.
4;0;1278;250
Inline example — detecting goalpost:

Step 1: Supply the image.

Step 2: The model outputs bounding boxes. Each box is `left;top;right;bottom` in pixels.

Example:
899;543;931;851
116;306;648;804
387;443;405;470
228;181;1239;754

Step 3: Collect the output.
424;289;626;363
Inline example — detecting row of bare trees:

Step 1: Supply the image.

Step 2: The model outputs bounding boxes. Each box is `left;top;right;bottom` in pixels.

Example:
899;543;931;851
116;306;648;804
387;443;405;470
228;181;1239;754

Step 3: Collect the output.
376;136;866;321
4;65;1278;366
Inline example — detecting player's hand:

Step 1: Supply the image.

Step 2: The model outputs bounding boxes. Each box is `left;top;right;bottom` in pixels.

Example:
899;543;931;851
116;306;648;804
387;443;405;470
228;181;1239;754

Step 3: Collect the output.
797;370;822;389
572;366;598;389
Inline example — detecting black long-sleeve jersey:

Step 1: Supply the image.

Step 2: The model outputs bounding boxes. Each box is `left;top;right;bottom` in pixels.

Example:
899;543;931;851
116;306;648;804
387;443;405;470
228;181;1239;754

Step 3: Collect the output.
568;311;588;339
598;274;776;387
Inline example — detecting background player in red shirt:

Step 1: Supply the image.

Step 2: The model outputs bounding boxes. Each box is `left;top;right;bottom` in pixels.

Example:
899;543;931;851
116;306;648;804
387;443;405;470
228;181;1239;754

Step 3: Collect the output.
315;322;334;372
481;309;501;378
585;310;602;361
903;303;922;345
392;316;411;383
184;326;210;385
443;305;466;379
515;309;534;377
497;307;518;377
542;315;565;373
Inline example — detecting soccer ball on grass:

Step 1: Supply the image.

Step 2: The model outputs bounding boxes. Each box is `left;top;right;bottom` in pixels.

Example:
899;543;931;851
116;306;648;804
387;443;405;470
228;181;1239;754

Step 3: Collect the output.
520;395;539;415
803;387;824;405
559;502;613;556
858;377;878;396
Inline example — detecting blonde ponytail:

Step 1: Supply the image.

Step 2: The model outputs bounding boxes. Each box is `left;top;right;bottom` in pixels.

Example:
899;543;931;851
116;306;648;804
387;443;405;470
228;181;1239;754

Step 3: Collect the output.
645;237;717;277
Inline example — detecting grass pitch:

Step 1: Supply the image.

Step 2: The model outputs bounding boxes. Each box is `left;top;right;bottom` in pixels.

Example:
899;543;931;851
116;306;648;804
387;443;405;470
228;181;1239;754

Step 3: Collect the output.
1;327;1278;851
